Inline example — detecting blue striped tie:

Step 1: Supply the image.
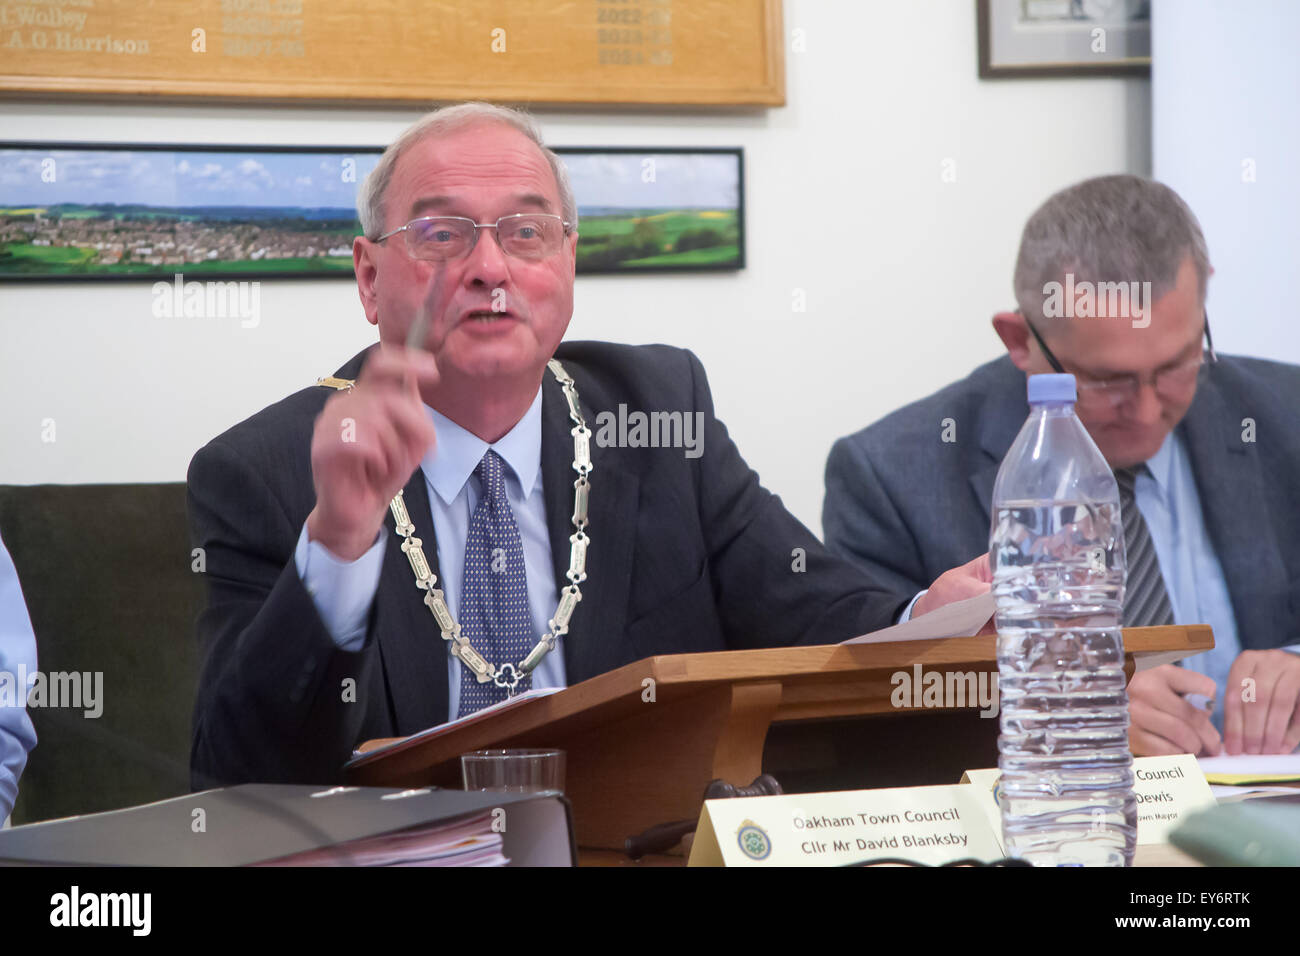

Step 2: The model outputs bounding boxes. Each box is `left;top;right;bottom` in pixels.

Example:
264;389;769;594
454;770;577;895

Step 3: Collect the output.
1114;465;1175;628
457;450;535;717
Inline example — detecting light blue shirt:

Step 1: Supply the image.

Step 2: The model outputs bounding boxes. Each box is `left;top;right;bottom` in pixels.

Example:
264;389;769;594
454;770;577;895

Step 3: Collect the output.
0;531;38;824
1136;431;1300;732
294;386;565;722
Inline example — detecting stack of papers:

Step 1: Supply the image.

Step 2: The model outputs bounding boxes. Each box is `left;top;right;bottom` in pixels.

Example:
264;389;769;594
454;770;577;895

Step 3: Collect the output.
256;809;506;867
1198;753;1300;799
0;784;574;866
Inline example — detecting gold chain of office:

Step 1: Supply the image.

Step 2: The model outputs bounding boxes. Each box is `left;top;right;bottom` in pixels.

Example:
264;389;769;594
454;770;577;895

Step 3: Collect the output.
316;358;591;695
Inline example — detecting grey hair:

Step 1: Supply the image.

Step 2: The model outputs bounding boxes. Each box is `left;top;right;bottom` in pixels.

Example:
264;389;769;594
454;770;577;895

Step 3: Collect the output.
1013;175;1210;324
357;102;578;239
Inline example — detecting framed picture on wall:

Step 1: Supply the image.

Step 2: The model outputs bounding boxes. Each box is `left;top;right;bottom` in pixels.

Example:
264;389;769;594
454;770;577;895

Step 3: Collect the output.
0;142;744;280
556;147;745;275
977;0;1151;78
0;1;785;107
0;142;382;281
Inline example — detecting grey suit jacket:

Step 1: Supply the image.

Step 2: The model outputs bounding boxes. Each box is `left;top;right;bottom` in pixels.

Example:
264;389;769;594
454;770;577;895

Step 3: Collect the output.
823;353;1300;650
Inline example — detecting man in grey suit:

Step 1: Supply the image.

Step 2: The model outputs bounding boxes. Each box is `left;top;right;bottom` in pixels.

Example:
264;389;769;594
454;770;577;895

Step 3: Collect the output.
824;175;1300;760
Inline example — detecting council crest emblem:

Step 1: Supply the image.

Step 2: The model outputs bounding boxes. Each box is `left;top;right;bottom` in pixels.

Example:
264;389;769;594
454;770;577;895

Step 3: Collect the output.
736;820;771;860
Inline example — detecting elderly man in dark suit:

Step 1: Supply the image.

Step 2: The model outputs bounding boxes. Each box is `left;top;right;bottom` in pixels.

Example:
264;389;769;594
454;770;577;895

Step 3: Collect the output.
188;103;984;789
825;175;1300;761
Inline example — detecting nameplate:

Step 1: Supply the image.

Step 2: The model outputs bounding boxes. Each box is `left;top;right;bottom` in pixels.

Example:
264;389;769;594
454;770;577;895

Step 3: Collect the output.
687;785;1004;867
961;754;1216;845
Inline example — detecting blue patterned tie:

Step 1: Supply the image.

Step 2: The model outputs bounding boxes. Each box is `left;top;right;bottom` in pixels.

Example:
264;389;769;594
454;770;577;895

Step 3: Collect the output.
457;450;535;717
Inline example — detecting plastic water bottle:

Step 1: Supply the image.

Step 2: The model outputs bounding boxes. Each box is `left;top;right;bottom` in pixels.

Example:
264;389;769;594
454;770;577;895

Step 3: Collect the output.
990;373;1137;866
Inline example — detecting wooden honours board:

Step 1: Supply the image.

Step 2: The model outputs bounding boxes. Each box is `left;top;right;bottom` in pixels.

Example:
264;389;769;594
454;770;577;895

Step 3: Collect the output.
0;0;784;106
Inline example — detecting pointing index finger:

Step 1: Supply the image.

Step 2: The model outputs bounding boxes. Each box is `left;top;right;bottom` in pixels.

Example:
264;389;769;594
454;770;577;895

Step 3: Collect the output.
406;264;448;352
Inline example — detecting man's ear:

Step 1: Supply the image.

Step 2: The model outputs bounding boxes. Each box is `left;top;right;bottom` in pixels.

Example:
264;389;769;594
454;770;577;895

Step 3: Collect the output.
567;230;578;280
353;237;381;327
992;310;1034;371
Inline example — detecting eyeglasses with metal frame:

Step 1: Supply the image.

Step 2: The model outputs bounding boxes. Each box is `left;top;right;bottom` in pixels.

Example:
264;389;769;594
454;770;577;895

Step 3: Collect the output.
1022;310;1218;408
374;213;573;261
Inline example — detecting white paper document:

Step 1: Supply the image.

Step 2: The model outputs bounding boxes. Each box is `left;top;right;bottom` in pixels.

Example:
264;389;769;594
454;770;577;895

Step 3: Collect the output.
351;686;564;760
840;592;995;645
427;685;564;734
1209;784;1300;800
1197;753;1300;777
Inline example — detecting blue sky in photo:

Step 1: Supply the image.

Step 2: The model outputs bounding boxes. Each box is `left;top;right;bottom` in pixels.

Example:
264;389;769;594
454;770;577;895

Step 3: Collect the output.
559;152;739;211
1;147;740;214
0;149;381;209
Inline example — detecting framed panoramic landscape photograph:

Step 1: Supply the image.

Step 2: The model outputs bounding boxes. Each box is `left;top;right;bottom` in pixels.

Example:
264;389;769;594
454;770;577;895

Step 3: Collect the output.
0;143;382;281
557;147;745;274
0;142;743;280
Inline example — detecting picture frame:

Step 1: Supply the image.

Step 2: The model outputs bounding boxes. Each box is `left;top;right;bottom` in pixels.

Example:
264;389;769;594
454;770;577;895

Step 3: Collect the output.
556;147;745;275
977;0;1151;79
0;0;785;107
0;142;382;282
0;143;745;281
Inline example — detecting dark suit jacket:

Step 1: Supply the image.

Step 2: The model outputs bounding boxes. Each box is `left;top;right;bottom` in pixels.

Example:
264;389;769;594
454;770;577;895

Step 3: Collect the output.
190;341;908;788
824;353;1300;653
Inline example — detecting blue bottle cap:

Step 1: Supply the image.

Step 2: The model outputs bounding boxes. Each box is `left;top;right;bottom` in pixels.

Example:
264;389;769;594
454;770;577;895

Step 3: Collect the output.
1027;373;1076;404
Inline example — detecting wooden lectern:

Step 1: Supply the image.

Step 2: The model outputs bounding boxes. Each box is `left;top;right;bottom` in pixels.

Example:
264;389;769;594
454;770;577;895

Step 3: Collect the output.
345;625;1212;853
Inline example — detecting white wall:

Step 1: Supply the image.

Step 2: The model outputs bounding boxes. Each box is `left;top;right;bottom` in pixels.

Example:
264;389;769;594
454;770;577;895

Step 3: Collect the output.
0;0;1150;535
1153;0;1300;365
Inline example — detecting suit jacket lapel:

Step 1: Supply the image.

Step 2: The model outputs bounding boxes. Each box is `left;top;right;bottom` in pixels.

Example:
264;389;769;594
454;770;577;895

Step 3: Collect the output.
968;460;1001;530
334;344;451;730
540;367;640;684
970;360;1027;525
1178;375;1288;650
375;468;451;731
